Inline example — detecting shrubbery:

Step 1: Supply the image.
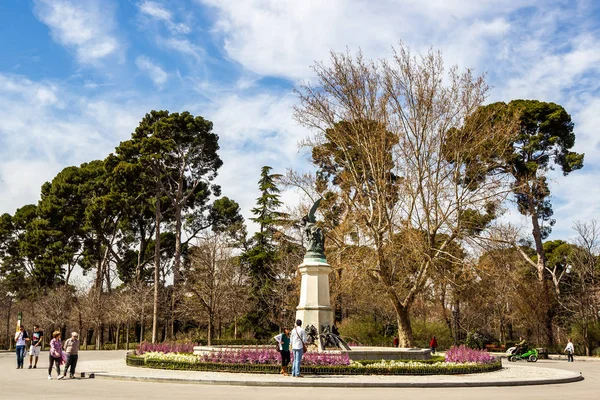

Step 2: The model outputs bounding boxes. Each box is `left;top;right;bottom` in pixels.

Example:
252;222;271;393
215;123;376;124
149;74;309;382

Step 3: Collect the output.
137;342;195;355
141;349;350;366
127;352;502;375
444;345;495;363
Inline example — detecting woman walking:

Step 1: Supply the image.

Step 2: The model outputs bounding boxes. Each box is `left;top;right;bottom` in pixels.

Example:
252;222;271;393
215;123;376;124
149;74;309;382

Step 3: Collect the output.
274;328;291;376
14;325;29;369
48;331;63;380
61;332;80;379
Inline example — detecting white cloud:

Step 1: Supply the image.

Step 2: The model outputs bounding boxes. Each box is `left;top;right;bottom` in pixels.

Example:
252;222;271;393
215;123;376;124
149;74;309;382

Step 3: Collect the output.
198;0;535;80
159;37;205;62
138;0;191;34
0;73;151;215
4;0;600;247
135;56;169;87
190;92;310;226
33;0;121;64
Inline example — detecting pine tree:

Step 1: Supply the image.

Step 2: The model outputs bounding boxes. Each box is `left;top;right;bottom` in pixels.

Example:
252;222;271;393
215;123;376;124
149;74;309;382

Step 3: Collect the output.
240;166;285;338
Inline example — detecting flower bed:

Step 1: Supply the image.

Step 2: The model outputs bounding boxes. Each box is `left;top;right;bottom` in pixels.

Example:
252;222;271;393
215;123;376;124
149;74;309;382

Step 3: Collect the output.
445;345;496;364
126;349;501;375
137;342;195;355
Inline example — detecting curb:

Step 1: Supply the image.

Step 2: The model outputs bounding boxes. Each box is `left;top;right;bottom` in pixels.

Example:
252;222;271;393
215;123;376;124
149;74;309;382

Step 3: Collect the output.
94;371;584;388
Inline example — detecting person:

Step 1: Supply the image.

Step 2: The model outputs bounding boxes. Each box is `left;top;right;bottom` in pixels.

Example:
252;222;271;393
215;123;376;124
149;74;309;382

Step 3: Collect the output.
61;332;80;379
28;324;44;369
565;338;575;362
516;336;527;355
392;337;399;348
14;325;30;369
430;336;438;354
48;331;63;380
274;328;291;376
290;319;307;377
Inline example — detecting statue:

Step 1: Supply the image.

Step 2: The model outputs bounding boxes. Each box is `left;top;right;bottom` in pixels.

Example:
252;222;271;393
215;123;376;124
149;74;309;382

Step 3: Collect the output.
302;198;325;260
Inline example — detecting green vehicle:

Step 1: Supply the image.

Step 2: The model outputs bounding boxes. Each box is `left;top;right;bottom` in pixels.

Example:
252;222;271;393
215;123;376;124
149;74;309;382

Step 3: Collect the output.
506;346;538;362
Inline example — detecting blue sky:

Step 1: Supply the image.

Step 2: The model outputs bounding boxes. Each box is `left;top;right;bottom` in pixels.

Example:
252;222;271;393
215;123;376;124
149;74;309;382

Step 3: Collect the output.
1;0;600;246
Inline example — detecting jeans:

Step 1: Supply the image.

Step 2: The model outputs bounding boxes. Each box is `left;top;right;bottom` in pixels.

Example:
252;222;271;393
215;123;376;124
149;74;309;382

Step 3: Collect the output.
292;349;303;376
48;355;61;376
64;354;78;376
567;352;574;362
16;345;26;367
431;346;436;354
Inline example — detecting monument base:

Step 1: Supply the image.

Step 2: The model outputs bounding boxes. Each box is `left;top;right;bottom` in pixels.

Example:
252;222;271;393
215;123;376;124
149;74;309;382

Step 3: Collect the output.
296;258;334;349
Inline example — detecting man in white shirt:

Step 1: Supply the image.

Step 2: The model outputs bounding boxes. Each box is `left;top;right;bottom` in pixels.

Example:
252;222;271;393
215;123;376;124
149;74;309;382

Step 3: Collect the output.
564;338;575;362
290;319;307;377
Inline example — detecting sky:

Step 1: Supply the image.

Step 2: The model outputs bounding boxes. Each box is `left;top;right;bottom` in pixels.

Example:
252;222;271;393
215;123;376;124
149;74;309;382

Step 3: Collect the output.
1;0;600;246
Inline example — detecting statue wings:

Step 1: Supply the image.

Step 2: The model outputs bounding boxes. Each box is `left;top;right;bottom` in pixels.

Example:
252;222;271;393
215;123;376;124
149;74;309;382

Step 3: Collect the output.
307;198;322;223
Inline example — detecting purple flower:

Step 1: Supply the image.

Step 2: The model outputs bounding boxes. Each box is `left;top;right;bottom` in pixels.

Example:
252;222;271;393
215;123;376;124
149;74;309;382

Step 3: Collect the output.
445;345;495;364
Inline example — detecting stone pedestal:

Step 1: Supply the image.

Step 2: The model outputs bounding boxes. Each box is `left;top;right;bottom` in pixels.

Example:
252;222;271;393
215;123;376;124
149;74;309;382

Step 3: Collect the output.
295;258;334;335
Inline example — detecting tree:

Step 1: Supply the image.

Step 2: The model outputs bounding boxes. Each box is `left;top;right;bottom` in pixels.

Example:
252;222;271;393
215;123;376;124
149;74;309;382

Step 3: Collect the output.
239;166;286;338
126;110;222;341
294;45;510;346
183;232;237;345
465;100;584;344
561;221;600;355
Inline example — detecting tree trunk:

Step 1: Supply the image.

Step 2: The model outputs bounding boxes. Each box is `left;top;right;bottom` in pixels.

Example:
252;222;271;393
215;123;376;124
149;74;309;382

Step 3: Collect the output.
126;320;130;351
439;288;452;333
170;204;183;340
207;311;213;346
528;195;555;345
452;299;461;346
115;324;120;350
152;194;162;344
397;306;413;347
139;315;144;346
136;224;148;282
5;296;12;351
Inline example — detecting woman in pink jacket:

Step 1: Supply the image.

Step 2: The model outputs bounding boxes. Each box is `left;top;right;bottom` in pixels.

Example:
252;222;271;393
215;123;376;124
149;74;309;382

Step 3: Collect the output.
48;331;63;380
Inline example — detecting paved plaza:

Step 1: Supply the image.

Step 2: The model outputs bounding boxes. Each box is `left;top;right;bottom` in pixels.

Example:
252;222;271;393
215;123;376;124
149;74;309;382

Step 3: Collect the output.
0;350;597;399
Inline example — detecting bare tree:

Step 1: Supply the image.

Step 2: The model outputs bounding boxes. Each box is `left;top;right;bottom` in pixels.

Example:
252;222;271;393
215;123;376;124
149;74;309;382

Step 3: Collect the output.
562;220;600;355
294;44;513;346
182;232;239;345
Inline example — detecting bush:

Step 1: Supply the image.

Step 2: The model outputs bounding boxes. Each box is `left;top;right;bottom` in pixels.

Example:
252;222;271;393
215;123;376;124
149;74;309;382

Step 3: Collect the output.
137;342;195;355
411;320;452;350
126;353;502;375
353;355;446;365
445;345;496;363
141;349;350;366
337;315;392;346
196;338;272;346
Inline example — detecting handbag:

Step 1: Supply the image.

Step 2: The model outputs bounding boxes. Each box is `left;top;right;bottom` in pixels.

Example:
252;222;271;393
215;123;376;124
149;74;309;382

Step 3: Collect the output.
294;326;308;353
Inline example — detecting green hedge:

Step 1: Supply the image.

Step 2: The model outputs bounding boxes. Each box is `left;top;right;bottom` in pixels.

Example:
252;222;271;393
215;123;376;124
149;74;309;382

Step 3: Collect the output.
126;354;501;375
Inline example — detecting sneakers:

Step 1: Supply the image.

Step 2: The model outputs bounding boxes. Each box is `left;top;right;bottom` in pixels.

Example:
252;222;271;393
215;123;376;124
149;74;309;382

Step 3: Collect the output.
33;365;37;369
28;365;32;369
57;375;64;380
48;375;52;380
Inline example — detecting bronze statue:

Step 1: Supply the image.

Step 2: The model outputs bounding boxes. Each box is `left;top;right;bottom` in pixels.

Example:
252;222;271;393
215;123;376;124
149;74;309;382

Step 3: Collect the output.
302;198;325;259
